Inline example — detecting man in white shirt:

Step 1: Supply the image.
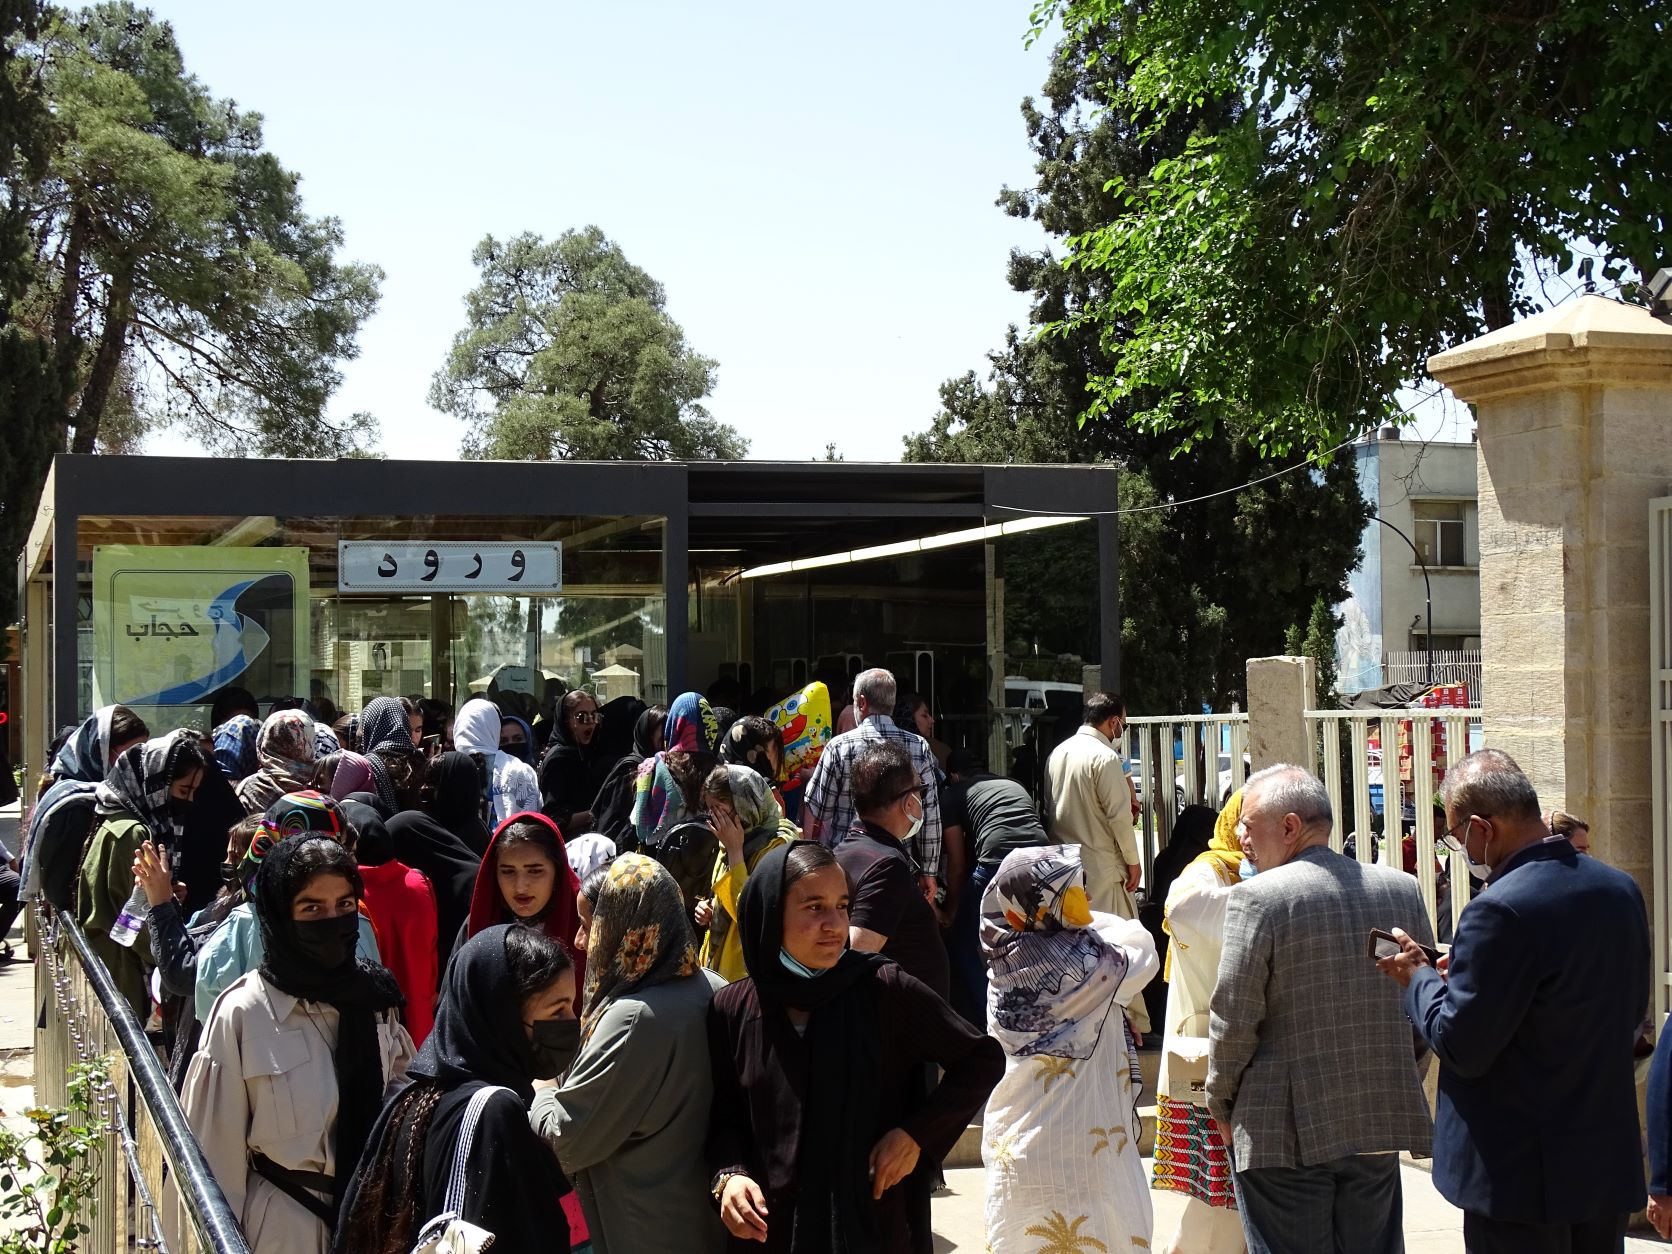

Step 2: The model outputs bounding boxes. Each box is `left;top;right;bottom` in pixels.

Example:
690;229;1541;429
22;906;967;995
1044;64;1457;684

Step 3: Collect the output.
1045;691;1140;918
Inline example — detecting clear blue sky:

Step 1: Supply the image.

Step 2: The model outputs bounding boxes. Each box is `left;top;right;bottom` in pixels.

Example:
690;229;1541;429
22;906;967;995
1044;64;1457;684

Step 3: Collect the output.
142;0;1060;462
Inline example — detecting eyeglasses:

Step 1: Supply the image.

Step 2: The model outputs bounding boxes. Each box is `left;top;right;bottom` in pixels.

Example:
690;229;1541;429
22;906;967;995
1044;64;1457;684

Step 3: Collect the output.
1439;815;1488;853
894;784;930;804
572;712;599;725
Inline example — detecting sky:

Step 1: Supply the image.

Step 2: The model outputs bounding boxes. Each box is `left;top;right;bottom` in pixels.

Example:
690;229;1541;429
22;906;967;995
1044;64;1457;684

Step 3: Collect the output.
140;0;1068;463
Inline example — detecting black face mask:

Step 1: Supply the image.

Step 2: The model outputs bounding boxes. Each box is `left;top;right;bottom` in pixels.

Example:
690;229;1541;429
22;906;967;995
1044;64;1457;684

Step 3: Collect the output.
292;913;359;970
527;1016;581;1080
169;796;194;821
219;861;240;886
501;740;530;764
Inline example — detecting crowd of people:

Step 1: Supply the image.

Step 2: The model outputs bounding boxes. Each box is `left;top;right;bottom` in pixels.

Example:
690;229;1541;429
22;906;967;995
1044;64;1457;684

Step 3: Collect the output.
7;672;1666;1254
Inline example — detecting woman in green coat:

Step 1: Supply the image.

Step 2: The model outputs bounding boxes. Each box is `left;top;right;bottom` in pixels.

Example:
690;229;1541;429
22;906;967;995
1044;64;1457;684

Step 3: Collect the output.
75;729;209;1020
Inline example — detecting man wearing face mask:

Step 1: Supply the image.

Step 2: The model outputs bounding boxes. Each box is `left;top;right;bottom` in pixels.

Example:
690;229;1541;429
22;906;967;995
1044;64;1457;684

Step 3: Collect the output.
1377;749;1650;1254
835;742;951;1001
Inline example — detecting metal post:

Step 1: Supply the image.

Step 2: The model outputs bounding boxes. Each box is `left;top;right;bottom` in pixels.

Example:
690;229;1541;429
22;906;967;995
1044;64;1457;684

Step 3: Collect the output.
1370;514;1433;686
1097;510;1122;694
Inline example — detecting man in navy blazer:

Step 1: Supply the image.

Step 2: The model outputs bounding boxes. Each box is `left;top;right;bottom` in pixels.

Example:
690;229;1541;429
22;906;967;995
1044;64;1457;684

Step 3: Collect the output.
1379;748;1649;1254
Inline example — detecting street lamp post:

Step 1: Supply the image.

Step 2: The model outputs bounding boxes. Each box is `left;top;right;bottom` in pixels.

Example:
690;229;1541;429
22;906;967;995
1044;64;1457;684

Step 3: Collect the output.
1369;514;1433;687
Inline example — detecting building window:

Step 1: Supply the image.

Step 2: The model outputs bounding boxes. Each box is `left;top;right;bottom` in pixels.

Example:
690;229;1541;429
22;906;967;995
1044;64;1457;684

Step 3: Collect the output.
1412;501;1468;567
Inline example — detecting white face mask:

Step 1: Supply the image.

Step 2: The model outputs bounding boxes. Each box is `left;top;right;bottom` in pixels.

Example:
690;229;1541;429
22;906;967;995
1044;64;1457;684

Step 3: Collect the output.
903;797;925;845
1462;818;1493;881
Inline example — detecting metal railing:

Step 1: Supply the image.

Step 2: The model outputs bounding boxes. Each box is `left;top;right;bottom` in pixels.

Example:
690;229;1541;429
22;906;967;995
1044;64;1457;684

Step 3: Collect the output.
35;904;252;1254
1308;707;1482;939
1127;714;1250;885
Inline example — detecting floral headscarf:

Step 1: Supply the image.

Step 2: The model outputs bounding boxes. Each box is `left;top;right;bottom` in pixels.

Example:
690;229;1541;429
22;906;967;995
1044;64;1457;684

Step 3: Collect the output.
630;692;717;845
212;715;262;781
980;844;1131;1060
581;853;699;1036
256;709;316;783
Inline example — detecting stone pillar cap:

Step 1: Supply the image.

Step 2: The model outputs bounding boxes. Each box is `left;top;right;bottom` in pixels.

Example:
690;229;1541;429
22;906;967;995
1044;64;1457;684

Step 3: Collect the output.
1427;295;1672;403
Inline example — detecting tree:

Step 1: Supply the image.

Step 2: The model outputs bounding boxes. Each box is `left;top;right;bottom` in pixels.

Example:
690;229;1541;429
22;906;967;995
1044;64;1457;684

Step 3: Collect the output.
9;3;382;458
1032;0;1672;456
432;227;747;462
906;20;1367;714
1286;595;1340;709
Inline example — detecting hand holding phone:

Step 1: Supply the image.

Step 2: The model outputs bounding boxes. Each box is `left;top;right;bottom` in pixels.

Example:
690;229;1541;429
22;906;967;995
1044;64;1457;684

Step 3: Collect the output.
1367;928;1440;965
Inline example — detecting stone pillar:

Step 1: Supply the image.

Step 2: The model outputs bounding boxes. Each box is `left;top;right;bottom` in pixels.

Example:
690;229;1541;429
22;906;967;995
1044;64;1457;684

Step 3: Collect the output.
1247;655;1317;773
1427;295;1672;895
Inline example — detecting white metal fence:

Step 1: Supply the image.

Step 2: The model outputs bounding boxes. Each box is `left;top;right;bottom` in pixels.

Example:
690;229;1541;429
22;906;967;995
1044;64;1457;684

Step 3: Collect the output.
1308;707;1482;940
1126;713;1250;884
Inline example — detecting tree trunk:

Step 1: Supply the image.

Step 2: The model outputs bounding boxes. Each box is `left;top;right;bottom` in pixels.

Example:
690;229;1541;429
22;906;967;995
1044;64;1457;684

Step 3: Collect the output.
51;199;89;412
70;267;134;455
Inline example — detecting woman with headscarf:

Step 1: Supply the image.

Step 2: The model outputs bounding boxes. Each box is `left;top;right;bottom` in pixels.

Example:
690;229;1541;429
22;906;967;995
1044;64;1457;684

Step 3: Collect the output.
22;704;149;909
706;841;1003;1253
1152;791;1249;1254
453;697;541;827
183;835;414;1253
236;710;319;815
539;690;605;834
979;845;1159;1254
335;925;578;1254
344;800;439;1046
74;730;209;1019
312;750;372;803
531;854;725;1254
194;793;383;1020
718;715;784;789
631;692;721;922
384;753;488;976
359;696;423;815
697;765;796;983
590;703;664;849
459;812;582;979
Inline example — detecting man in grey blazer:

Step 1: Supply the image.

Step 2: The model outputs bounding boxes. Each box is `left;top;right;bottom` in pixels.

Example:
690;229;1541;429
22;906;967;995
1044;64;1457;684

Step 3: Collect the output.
1208;764;1436;1254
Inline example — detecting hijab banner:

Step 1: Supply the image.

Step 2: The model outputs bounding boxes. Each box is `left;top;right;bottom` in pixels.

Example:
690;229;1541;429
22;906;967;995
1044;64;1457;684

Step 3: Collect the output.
92;545;310;709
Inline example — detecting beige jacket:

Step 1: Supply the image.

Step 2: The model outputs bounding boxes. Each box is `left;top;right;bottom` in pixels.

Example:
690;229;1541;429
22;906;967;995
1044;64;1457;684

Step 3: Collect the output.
1045;724;1138;865
182;972;415;1254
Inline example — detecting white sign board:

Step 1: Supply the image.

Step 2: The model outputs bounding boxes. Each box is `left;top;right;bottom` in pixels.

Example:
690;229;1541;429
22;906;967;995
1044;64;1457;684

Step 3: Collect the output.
338;541;562;594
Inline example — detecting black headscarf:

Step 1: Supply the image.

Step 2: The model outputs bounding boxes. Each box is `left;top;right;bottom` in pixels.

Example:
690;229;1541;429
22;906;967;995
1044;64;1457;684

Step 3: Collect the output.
341;800;395;867
427;750;491;856
253;835;402;1213
406;924;540;1103
594;696;646;764
737;842;887;1252
589;706;665;849
537;703;600;825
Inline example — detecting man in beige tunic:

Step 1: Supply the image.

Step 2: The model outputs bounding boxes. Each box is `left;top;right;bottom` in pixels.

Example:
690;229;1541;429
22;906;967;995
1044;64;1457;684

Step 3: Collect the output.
1044;691;1149;1034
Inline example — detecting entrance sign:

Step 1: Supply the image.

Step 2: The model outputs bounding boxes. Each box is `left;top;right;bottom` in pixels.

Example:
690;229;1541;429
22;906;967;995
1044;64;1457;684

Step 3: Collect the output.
93;546;311;707
338;541;562;594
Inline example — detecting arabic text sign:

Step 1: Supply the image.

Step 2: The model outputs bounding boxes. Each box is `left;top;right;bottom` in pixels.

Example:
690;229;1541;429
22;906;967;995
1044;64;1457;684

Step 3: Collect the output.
93;546;310;709
338;541;562;594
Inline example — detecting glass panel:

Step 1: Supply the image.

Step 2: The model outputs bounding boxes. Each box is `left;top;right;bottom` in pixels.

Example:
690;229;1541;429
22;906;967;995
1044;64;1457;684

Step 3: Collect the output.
76;513;666;733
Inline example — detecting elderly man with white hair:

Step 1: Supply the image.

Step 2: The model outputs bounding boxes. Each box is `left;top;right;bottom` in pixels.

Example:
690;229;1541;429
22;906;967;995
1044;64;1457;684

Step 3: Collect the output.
1208;764;1435;1254
803;667;942;900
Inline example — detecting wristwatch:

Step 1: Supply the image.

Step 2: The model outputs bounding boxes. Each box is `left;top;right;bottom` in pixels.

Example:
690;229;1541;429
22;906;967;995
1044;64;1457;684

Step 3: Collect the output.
711;1170;739;1204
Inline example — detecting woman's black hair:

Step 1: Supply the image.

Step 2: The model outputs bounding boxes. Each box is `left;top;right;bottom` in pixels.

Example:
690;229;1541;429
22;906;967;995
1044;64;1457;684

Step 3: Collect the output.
170;738;210;779
559;689;598;724
417;698;452;740
891;691;928;731
784;841;840;892
311;752;343;791
579;860;616;906
504;924;574;1001
278;835;363;904
109;705;149;747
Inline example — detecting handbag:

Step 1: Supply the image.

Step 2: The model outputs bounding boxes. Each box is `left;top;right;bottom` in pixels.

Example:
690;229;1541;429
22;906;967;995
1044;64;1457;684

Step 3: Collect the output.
1163;1033;1212;1107
410;1084;507;1254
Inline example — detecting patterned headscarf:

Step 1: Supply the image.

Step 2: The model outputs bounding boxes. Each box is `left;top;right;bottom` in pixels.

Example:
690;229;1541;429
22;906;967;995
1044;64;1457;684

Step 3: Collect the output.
662;691;717;755
261;790;347;843
359;697;414;757
581;853;698;1037
52;706;117;782
94;729;202;844
212;715;262;781
256;709;316;783
328;751;375;802
720;716;782;783
980;844;1131;1060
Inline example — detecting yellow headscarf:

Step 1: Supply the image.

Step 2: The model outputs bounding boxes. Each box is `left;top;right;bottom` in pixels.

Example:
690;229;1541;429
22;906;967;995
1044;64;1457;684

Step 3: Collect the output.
1162;788;1246;980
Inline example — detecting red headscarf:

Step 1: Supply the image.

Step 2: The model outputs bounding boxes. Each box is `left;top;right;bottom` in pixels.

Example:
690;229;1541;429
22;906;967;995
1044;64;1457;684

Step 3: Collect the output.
466;812;584;982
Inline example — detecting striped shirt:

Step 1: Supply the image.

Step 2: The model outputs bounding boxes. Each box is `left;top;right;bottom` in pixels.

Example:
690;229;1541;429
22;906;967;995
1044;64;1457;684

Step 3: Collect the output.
804;714;943;877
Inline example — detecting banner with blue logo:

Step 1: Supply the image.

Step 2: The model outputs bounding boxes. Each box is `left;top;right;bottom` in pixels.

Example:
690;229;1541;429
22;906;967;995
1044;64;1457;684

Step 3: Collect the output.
92;546;311;712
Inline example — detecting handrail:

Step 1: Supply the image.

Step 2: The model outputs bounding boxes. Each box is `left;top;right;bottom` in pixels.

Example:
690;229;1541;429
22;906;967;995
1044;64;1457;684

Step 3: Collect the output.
46;905;253;1254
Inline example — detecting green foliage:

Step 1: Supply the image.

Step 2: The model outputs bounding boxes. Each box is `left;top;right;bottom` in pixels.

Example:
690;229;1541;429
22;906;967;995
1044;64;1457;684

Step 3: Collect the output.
907;19;1366;713
0;1059;111;1253
432;227;746;462
1032;0;1672;455
1286;595;1340;709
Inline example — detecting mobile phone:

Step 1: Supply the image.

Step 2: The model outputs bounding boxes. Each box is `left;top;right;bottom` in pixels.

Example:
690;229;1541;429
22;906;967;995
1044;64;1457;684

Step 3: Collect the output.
1367;928;1441;964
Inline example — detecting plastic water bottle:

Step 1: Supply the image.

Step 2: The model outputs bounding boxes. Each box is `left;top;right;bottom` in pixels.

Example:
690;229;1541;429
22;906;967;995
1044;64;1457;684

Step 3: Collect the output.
109;884;149;948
